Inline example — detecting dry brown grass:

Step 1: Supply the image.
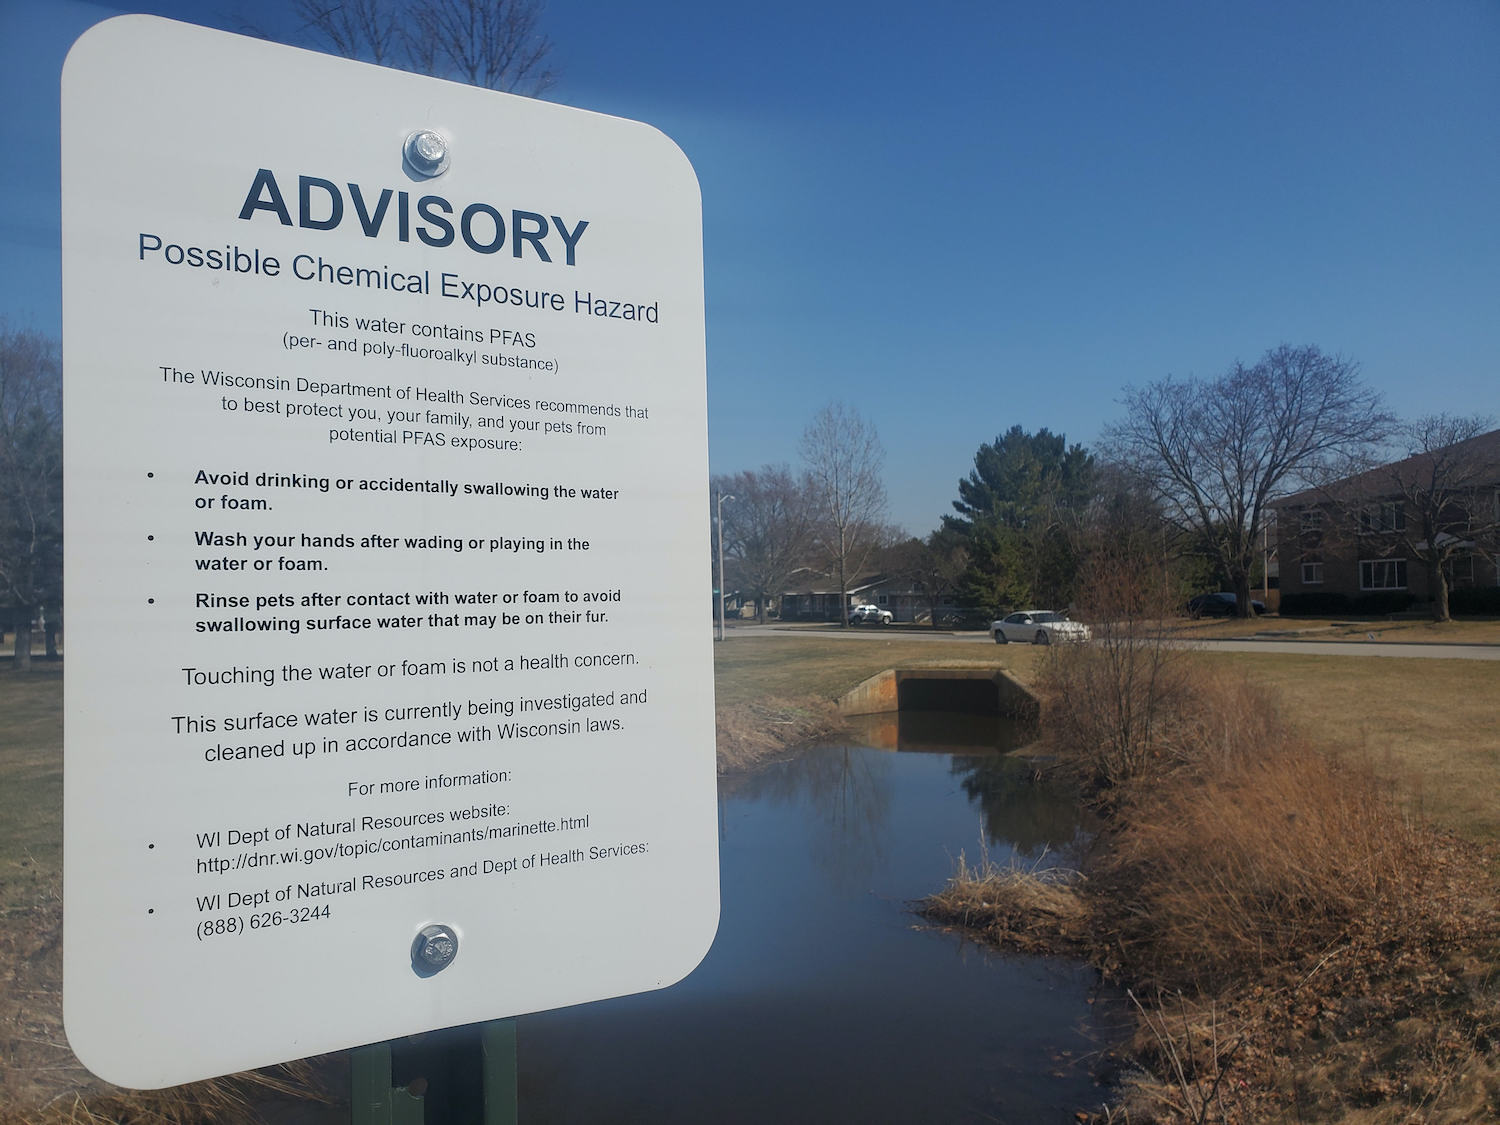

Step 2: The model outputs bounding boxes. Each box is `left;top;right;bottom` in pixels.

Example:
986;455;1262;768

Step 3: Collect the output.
714;696;846;774
1169;615;1500;645
1097;738;1438;988
925;648;1500;1124
0;883;334;1125
1036;646;1292;791
922;853;1089;956
1211;652;1500;841
711;633;1044;706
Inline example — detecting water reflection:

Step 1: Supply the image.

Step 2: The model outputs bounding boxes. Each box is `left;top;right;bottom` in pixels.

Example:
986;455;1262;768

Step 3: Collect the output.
843;709;1034;753
951;754;1092;857
723;746;894;890
519;723;1116;1123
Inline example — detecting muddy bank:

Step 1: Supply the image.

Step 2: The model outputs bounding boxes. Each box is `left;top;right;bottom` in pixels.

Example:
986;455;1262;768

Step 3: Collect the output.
714;695;846;774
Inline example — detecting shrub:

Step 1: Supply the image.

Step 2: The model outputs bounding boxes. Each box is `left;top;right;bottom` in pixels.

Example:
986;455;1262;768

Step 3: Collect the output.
1037;631;1286;789
1450;586;1500;615
1280;591;1352;616
1350;590;1416;614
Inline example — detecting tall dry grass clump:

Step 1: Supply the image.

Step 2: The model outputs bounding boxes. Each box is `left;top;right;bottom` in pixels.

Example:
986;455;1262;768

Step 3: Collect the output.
988;545;1500;1120
921;853;1089;956
1097;733;1434;988
1037;613;1440;988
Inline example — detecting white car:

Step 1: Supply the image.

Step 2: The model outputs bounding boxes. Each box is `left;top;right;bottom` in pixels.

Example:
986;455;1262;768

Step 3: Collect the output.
989;610;1090;645
848;604;894;625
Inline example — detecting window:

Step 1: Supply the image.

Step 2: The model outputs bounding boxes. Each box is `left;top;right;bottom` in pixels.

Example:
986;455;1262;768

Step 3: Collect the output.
1444;553;1475;588
1301;561;1323;585
1360;502;1405;534
1299;509;1323;533
1360;558;1407;590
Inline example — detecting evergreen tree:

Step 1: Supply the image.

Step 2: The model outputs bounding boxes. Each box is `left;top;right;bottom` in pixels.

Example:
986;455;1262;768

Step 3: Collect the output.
944;426;1094;613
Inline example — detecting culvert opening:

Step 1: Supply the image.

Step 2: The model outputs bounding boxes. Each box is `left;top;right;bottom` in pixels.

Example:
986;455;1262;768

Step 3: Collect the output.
839;669;1039;726
896;677;1001;714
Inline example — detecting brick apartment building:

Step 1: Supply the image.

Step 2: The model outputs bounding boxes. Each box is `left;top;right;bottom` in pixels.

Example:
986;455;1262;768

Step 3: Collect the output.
1273;428;1500;612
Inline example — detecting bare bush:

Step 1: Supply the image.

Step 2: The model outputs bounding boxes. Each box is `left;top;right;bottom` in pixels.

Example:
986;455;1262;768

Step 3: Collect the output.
1038;545;1200;788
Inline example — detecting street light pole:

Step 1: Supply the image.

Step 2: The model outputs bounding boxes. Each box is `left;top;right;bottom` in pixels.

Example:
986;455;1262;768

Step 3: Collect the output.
716;492;734;642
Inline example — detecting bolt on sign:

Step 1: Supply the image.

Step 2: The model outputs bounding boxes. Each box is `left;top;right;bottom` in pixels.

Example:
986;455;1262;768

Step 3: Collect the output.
61;15;718;1089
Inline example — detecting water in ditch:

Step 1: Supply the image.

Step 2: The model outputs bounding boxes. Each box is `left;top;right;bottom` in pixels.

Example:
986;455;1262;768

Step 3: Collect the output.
517;712;1121;1123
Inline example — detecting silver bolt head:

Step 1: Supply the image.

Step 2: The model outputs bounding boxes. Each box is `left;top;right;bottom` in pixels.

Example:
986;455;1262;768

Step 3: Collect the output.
412;923;459;974
404;130;451;178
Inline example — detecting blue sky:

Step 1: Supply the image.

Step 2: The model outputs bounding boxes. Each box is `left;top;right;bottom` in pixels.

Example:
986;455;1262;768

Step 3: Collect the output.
3;0;1496;533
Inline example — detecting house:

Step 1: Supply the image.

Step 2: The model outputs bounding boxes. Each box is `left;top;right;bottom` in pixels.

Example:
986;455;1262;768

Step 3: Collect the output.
777;576;886;621
777;572;964;624
1272;428;1500;613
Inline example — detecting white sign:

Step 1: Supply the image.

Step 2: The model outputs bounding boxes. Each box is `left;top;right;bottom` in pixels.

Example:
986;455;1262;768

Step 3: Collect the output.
62;15;718;1089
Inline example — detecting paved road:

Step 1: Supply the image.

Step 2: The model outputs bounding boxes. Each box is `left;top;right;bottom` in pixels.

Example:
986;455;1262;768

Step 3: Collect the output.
722;624;1500;661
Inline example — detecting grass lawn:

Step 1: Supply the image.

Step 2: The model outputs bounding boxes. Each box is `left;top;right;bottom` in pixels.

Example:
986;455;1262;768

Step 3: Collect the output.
1171;613;1500;644
1211;651;1500;841
711;634;1042;706
0;665;62;912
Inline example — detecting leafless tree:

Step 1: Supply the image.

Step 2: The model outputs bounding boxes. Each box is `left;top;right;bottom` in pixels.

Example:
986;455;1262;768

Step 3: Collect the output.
799;403;889;626
1107;344;1391;618
886;530;969;628
1321;415;1500;622
0;325;62;669
269;0;557;93
713;465;814;624
408;0;556;93
291;0;405;66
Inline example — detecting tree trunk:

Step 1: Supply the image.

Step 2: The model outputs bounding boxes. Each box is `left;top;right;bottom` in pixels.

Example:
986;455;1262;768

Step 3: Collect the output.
837;556;849;627
1231;570;1254;618
13;621;32;671
1429;559;1450;622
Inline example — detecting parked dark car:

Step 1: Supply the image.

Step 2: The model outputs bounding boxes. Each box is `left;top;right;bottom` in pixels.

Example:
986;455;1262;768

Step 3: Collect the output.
1186;592;1266;618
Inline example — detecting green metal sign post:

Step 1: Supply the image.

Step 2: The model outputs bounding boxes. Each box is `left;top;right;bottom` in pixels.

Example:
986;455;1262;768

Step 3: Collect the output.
353;1019;517;1125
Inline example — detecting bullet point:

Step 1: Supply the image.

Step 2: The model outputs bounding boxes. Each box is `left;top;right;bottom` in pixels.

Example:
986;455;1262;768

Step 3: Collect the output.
146;472;154;478
147;535;154;541
147;908;155;914
147;598;155;604
147;843;155;850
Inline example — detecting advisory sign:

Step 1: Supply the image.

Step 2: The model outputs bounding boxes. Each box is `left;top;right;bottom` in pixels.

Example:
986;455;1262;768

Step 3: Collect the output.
62;16;717;1088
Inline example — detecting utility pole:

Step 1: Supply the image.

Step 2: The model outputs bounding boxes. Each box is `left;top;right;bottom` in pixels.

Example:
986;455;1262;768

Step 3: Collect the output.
716;492;734;641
